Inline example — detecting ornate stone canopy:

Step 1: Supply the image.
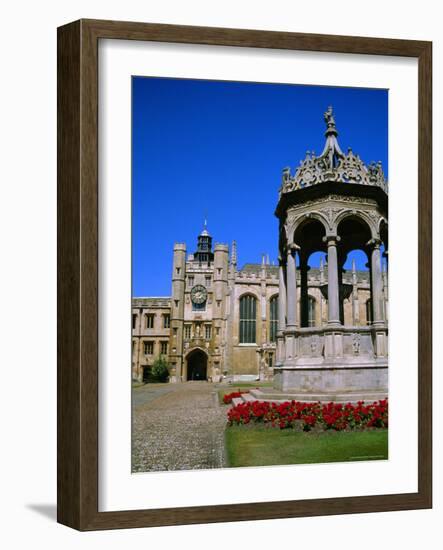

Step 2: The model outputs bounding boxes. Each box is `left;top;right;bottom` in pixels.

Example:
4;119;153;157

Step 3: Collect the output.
279;106;388;195
273;107;388;401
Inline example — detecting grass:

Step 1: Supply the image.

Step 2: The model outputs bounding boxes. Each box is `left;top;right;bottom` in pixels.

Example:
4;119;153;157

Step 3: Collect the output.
225;426;388;467
217;382;273;404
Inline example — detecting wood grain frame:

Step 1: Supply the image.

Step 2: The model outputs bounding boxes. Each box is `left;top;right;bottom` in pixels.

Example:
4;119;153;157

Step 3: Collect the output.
57;19;432;531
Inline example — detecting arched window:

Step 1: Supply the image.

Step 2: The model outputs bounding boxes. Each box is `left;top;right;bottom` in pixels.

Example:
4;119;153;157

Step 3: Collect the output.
269;295;278;342
366;298;373;325
308;296;316;327
239;295;257;344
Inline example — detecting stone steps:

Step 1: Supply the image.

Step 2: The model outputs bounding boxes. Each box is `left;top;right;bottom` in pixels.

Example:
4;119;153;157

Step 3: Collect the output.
241;393;257;403
231;397;245;407
246;388;387;404
228;388;388;408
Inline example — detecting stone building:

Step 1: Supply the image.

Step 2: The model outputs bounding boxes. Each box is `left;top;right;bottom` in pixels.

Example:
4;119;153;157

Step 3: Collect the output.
132;107;388;391
132;240;383;384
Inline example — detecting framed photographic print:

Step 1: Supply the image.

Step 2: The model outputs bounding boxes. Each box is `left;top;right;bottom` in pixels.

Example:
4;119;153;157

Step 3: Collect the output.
57;19;432;530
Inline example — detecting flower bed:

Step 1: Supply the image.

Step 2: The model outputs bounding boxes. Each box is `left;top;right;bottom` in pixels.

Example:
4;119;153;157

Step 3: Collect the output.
227;399;388;432
223;391;249;404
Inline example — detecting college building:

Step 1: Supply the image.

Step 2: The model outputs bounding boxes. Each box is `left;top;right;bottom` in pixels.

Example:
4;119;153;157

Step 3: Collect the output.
131;230;386;383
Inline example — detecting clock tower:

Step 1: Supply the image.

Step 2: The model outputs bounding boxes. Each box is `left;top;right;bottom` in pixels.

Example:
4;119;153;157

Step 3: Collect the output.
193;220;214;264
168;223;229;382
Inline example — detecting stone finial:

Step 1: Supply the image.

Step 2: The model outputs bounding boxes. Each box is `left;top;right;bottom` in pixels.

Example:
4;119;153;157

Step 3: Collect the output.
323;105;336;129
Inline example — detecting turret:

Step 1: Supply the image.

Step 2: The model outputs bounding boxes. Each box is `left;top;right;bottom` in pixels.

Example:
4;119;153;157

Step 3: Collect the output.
213;244;229;376
194;220;214;264
169;243;186;381
213;244;229;316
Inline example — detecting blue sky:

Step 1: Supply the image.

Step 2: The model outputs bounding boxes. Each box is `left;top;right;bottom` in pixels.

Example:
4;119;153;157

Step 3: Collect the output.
132;77;388;297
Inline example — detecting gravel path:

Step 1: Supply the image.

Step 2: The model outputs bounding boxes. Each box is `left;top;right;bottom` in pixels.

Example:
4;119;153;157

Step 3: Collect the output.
132;382;227;472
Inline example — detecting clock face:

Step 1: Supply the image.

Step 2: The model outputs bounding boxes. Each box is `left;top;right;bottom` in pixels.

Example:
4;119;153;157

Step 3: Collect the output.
191;284;207;305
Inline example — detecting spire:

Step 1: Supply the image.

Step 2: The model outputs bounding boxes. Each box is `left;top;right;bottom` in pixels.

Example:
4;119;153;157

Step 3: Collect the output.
279;106;388;195
319;106;345;168
231;240;237;266
200;217;210;237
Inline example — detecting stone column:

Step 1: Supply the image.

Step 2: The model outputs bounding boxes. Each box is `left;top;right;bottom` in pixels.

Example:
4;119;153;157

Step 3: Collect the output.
300;253;309;327
276;258;287;365
370;239;384;324
383;249;389;271
351;259;360;325
278;258;287;332
286;246;298;328
324;235;341;326
382;262;388;323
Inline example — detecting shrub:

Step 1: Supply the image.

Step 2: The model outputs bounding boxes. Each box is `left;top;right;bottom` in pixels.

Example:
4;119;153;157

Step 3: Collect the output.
151;356;169;383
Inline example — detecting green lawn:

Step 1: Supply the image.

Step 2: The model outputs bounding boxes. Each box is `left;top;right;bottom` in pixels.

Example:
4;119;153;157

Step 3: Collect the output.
225;426;388;467
217;382;272;404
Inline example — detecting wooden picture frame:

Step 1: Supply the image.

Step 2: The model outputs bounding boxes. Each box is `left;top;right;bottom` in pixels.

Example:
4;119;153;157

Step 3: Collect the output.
57;19;432;530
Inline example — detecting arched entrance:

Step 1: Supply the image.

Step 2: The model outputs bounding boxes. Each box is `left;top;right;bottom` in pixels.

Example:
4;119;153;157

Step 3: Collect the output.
186;349;208;381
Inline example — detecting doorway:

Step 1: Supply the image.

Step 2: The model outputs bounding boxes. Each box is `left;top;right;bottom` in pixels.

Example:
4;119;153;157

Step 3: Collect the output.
186;349;208;381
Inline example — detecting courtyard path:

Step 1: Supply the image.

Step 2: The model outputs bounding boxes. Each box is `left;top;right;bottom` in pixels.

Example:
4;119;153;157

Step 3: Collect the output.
132;382;227;472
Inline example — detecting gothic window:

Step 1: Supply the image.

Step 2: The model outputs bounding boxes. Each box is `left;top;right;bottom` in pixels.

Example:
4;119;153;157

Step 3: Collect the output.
205;275;211;287
269;295;278;342
144;341;154;355
145;313;155;329
268;353;273;369
239;295;257;344
188;276;194;287
184;325;191;340
205;325;212;340
132;314;137;330
308;296;316;327
163;314;170;328
366;299;373;325
160;341;168;355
